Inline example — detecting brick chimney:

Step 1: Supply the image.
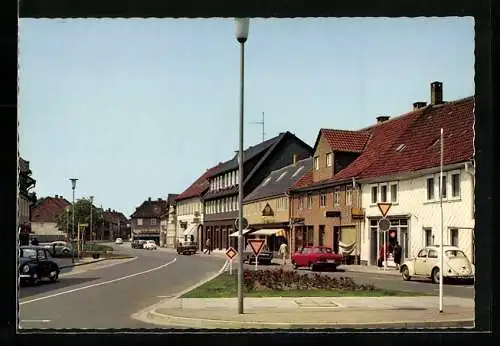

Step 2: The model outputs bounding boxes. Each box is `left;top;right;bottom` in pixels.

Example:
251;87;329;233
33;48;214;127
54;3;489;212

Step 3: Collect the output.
148;197;151;201
376;116;390;124
430;81;443;105
413;101;427;111
55;195;58;198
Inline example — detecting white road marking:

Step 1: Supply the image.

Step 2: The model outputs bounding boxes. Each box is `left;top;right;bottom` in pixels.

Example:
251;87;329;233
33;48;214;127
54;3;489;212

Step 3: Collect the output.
20;320;51;323
20;258;177;306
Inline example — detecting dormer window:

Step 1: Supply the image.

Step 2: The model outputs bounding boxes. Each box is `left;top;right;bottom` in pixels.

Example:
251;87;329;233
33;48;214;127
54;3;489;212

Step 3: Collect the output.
276;172;287;182
262;177;272;186
292;166;304;177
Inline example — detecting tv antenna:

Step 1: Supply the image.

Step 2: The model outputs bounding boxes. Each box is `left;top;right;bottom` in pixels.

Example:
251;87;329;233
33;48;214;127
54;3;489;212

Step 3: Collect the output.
250;112;265;142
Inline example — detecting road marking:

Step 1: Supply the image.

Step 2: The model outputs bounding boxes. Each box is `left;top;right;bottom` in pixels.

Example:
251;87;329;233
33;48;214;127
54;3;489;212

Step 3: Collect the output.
20;320;51;323
20;258;177;306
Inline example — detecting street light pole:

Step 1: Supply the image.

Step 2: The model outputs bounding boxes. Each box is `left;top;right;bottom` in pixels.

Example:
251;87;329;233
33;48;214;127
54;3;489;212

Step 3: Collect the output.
70;178;78;263
235;17;249;315
89;196;94;243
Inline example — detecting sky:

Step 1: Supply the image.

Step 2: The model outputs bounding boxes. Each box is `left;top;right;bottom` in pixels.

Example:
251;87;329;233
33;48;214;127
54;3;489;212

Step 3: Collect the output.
18;18;475;217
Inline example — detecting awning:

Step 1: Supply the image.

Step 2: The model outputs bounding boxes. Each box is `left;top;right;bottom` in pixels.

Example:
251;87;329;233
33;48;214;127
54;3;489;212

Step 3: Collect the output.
229;229;252;237
183;224;199;236
251;228;285;237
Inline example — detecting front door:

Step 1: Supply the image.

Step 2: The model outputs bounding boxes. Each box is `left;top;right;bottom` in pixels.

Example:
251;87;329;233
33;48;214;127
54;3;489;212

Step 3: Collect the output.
414;248;429;275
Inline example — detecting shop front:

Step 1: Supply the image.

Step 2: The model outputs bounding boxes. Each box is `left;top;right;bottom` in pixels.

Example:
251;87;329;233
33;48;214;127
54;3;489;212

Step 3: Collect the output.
368;216;410;266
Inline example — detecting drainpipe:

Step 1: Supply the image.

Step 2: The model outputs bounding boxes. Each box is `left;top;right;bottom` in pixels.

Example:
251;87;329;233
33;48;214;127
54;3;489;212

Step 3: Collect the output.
353;177;360;265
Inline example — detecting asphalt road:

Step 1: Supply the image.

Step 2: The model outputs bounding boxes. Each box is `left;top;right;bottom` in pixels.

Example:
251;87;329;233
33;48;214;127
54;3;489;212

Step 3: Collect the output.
243;263;474;299
19;243;226;329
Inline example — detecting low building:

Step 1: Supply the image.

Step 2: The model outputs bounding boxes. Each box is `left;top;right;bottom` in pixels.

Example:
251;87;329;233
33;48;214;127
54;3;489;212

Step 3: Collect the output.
30;195;71;243
18;158;37;245
159;194;178;247
130;197;168;244
242;156;312;255
102;209;130;241
202;131;313;251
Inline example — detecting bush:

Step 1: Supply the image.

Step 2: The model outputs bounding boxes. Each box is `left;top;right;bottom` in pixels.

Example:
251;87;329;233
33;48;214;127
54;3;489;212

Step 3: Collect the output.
243;268;376;292
81;244;113;252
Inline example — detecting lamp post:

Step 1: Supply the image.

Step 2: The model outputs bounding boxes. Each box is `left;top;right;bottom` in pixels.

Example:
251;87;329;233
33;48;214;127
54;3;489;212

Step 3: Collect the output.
70;178;78;263
89;196;94;243
65;206;70;240
235;17;249;315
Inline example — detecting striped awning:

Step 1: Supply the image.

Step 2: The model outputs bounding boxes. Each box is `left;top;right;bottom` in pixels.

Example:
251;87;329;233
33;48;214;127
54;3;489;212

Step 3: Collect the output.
183;224;199;236
251;228;285;237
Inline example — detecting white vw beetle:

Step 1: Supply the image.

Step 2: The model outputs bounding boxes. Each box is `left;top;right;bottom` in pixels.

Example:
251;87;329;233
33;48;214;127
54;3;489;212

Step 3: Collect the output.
400;245;474;284
143;240;157;250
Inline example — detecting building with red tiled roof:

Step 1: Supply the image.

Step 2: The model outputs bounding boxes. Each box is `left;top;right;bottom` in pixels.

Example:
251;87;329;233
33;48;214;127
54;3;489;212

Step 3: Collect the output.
30;195;71;242
130;197;169;243
289;81;475;267
100;208;131;241
173;164;222;249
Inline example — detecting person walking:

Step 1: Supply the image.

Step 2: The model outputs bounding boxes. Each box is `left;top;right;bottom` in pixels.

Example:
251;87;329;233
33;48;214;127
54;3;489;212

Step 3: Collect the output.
204;238;211;255
393;241;402;269
278;240;289;266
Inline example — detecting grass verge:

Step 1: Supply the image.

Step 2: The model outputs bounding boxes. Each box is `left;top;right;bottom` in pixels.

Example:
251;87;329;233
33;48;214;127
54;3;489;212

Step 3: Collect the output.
181;272;427;298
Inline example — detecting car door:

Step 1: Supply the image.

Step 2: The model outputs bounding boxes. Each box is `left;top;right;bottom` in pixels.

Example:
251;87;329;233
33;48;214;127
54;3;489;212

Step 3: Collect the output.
295;248;306;266
36;249;50;277
414;248;429;275
426;249;439;274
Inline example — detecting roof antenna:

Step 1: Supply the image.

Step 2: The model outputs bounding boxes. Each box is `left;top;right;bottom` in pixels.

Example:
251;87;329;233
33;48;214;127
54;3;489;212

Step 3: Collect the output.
250;112;265;142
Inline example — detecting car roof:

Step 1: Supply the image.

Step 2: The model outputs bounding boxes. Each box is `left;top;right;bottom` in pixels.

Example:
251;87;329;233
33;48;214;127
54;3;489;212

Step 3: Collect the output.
425;245;462;250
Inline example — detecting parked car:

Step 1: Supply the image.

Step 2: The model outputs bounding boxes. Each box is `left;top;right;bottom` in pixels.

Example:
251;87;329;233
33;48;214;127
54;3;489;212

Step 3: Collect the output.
19;246;60;286
400;245;474;284
177;241;198;255
115;237;123;245
43;241;72;257
143;240;157;250
131;240;146;249
291;246;343;271
243;243;273;265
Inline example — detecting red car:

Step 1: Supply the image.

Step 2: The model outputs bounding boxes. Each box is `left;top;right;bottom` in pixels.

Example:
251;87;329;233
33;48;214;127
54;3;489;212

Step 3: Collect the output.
291;246;343;271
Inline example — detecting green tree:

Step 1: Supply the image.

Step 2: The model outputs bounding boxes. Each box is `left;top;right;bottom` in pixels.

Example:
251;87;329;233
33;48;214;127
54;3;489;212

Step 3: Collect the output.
55;198;104;239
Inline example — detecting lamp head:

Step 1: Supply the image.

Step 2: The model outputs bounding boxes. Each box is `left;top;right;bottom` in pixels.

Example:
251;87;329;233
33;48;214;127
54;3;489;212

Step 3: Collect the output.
235;18;249;43
70;178;78;189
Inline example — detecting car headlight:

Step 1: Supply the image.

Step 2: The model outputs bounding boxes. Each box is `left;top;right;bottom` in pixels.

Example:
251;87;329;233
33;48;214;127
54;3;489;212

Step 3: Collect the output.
22;265;30;273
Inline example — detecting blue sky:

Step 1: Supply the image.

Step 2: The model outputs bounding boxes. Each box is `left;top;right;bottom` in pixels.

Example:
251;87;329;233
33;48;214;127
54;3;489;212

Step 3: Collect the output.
19;18;474;217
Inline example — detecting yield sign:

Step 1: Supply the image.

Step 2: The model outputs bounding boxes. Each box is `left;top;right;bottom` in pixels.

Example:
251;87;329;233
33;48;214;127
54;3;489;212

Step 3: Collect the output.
247;239;265;257
225;247;238;260
377;203;392;218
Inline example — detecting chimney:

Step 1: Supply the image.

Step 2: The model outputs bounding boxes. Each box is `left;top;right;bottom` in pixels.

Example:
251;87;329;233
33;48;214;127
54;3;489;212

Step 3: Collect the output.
55;195;58;198
376;116;390;124
293;154;298;166
157;198;162;201
108;208;111;212
430;81;443;105
413;101;427;111
148;197;151;201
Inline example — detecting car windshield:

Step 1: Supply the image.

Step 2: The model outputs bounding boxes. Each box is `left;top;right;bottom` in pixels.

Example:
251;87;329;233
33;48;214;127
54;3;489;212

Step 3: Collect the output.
445;250;466;258
20;248;37;258
318;247;332;253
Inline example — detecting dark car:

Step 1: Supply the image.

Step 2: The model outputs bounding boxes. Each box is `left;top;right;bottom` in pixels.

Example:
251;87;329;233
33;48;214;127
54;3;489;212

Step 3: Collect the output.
291;246;343;271
243;244;273;265
19;246;60;286
131;240;146;249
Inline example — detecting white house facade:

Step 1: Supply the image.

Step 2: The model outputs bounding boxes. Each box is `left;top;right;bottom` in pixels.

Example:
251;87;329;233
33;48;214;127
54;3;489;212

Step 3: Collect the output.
359;162;475;266
175;197;203;245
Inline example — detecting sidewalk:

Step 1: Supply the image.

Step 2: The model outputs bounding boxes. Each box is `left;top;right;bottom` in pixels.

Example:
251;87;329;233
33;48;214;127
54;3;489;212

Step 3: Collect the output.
142;296;474;329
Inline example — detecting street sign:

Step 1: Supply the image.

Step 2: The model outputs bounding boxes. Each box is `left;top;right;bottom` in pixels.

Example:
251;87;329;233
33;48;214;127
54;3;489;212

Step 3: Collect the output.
234;217;249;230
225;247;238;260
378;217;391;232
377;203;392;218
247;239;265;257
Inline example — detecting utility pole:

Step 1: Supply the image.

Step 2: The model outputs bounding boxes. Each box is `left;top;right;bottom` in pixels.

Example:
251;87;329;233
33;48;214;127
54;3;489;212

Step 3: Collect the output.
89;196;94;243
250;112;265;142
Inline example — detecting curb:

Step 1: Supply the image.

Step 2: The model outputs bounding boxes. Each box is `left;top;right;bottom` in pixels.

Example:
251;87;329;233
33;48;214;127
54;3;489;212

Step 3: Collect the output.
59;256;134;269
146;310;474;329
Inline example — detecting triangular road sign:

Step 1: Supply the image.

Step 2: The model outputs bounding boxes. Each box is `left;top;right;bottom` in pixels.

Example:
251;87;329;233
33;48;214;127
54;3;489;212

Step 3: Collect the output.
377;203;392;218
247;239;265;257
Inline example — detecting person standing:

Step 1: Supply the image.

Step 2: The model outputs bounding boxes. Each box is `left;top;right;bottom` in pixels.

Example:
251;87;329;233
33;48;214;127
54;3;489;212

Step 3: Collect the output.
278;240;289;266
204;238;211;255
393;241;402;269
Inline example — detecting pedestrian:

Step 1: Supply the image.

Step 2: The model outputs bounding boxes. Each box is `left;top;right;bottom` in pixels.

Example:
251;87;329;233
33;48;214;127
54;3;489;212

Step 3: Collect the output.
393;241;402;269
278;240;289;266
204;238;211;255
31;237;39;246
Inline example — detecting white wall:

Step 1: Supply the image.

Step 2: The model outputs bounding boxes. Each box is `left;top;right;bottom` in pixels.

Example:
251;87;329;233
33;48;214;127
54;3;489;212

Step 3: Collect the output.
361;167;475;264
176;197;203;243
31;222;66;236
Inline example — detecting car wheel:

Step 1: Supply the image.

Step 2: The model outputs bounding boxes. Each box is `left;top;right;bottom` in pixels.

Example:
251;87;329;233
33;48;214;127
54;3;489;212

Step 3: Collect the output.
431;267;440;284
49;270;59;282
308;262;315;271
401;265;411;281
31;274;41;286
62;249;70;256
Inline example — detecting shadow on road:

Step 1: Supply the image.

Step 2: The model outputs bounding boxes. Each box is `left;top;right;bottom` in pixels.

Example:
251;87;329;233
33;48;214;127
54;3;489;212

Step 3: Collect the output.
410;278;475;286
19;277;100;299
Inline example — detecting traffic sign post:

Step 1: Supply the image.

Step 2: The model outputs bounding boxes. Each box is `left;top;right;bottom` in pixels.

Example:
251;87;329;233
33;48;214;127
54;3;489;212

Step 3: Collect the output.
247;239;265;271
378;218;391;271
225;247;238;275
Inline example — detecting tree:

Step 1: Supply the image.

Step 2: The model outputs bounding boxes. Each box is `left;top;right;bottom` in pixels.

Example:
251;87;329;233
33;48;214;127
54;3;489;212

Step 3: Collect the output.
55;198;104;240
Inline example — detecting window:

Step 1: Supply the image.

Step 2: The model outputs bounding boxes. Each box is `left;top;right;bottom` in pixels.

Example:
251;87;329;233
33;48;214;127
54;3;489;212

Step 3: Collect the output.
137;218;143;226
298;196;304;209
441;175;447;199
380;185;388;202
417;249;428;258
451;173;460;197
314;156;319;170
150;218;157;225
233;196;237;211
319;193;327;207
426;178;435;200
236;170;239;184
427;249;438;258
326;153;332;167
371;186;378;204
345;186;352;206
390;183;398;203
307;193;312;209
450;228;459;246
424;228;433;246
333;189;340;206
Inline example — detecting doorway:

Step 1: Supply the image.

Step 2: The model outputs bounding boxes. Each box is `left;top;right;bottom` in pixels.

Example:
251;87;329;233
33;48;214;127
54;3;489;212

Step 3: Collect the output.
333;226;340;254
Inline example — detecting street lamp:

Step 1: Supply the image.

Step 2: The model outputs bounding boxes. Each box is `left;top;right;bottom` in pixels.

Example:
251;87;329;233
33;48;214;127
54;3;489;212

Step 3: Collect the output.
65;206;70;240
89;196;94;243
235;17;249;315
70;178;78;263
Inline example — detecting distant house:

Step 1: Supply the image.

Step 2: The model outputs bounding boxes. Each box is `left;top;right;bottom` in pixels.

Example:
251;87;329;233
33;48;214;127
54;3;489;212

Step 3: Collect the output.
31;195;71;243
174;164;221;250
202;131;313;251
18;158;37;245
102;209;130;241
130;197;168;243
159;194;179;247
242;156;312;254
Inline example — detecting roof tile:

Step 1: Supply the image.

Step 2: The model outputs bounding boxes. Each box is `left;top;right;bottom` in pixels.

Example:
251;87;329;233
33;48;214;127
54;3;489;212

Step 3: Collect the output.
175;163;222;201
320;129;371;153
